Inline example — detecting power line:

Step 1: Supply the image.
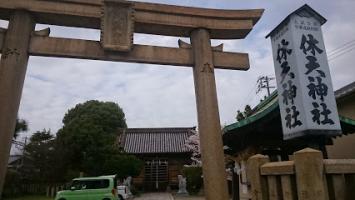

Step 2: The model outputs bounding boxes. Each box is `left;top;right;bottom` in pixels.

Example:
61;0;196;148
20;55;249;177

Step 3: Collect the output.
12;140;25;147
322;38;355;63
328;43;355;59
239;81;258;110
329;45;355;62
239;76;276;111
245;82;258;101
327;39;355;56
238;39;355;110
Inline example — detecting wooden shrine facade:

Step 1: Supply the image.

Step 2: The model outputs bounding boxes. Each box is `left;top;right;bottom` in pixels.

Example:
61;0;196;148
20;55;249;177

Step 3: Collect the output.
0;1;263;199
118;127;195;191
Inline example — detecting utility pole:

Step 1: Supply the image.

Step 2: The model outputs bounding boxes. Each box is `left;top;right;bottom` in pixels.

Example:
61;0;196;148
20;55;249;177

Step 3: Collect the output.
256;76;275;97
10;137;27;170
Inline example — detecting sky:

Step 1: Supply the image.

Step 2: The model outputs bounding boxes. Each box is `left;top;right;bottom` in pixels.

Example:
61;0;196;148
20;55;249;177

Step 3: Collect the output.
1;0;355;144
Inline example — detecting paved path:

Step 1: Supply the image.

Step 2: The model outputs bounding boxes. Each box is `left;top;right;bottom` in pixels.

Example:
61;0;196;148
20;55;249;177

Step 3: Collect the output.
174;196;205;200
133;193;174;200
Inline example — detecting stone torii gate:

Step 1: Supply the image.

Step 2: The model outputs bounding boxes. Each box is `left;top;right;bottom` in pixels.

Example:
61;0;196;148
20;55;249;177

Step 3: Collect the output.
0;0;263;199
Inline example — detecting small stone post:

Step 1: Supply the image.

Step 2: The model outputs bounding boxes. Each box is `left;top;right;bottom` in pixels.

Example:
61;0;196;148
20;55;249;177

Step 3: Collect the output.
177;175;189;196
294;148;327;200
247;154;269;200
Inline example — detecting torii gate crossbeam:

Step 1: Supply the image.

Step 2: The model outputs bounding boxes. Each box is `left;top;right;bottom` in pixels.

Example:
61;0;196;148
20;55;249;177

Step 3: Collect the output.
0;1;263;199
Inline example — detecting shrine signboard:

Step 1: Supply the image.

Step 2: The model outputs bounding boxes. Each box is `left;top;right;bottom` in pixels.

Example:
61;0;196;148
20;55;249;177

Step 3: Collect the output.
101;0;134;52
268;4;341;140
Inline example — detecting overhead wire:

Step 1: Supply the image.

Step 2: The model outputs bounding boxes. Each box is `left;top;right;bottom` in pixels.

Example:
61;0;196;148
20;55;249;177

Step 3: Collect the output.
328;43;355;59
239;80;258;110
236;39;355;112
326;39;355;62
327;39;355;57
329;45;355;62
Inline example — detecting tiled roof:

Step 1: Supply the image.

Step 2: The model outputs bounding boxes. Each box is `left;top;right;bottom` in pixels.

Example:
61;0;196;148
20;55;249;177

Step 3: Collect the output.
335;81;355;99
120;127;195;154
223;85;355;135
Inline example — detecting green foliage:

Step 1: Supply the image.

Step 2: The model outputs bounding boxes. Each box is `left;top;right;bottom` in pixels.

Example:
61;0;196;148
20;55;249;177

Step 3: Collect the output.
182;166;203;194
103;154;143;179
235;110;245;122
236;105;253;122
62;100;127;131
24;129;64;182
14;118;28;139
27;129;53;145
3;170;23;198
56;100;142;179
244;105;253;117
57;100;127;174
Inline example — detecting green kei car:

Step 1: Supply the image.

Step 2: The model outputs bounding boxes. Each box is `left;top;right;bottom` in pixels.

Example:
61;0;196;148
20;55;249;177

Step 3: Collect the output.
55;175;121;200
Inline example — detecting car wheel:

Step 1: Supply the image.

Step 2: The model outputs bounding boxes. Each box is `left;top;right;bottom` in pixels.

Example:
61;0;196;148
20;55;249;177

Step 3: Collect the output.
118;195;124;200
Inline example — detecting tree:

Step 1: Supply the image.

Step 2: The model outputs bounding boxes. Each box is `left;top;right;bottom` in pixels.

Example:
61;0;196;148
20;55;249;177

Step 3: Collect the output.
103;154;143;179
13;118;28;139
235;105;253;122
236;110;245;122
244;105;253;117
61;100;127;133
24;129;58;182
56;100;141;178
185;130;202;166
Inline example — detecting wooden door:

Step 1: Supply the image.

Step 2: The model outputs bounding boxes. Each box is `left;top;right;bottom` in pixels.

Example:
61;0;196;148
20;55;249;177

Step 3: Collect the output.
144;159;168;191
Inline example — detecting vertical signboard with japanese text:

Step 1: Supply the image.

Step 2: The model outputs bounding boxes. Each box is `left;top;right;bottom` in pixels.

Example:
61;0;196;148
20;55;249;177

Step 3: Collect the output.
269;5;341;140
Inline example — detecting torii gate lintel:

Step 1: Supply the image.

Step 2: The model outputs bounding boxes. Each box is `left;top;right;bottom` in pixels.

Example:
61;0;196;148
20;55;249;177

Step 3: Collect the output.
0;1;263;199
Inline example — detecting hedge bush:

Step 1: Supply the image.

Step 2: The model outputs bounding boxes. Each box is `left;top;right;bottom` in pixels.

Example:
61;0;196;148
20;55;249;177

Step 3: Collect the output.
3;169;23;198
182;166;203;194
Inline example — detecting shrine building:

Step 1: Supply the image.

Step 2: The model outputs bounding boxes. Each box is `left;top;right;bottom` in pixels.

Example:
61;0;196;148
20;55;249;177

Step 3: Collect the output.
117;127;195;191
223;81;355;161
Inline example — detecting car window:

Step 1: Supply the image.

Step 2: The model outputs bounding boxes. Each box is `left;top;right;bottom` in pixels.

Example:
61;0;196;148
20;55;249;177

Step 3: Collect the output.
85;179;109;189
71;179;110;190
71;180;85;190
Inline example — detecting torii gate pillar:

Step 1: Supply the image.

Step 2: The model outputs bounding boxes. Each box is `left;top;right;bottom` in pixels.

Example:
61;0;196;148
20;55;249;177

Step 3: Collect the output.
0;11;35;196
191;29;229;200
